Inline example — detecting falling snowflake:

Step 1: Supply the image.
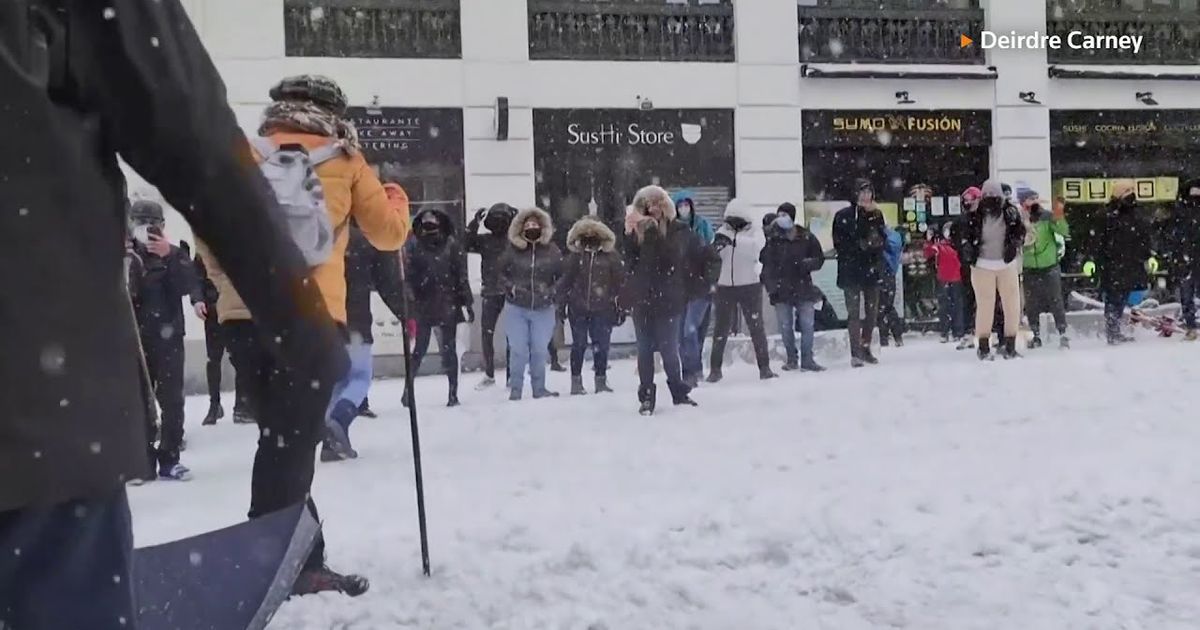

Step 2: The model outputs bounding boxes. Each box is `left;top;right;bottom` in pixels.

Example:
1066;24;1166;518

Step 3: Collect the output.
59;398;70;408
102;7;116;19
112;574;122;584
828;38;845;58
875;130;893;147
150;37;160;48
90;442;103;455
309;6;325;21
40;344;66;375
189;551;203;567
159;325;175;339
18;207;28;217
429;125;440;139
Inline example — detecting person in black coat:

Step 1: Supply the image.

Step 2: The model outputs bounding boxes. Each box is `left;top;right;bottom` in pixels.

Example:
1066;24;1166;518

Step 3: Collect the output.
191;252;235;425
1166;178;1200;338
404;209;474;407
558;217;626;395
1;1;348;623
961;180;1028;359
466;203;517;385
128;200;198;481
761;213;827;372
320;223;408;461
621;186;699;415
499;207;564;400
832;179;888;367
1096;181;1153;344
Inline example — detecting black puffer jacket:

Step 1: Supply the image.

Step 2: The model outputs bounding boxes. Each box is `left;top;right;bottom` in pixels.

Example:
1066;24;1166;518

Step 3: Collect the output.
760;225;826;305
832;204;887;289
621;221;695;317
1098;196;1152;293
500;207;564;310
465;203;516;297
558;218;626;320
959;199;1027;267
1165;182;1200;280
1;0;347;511
406;209;474;325
130;242;196;342
345;224;407;343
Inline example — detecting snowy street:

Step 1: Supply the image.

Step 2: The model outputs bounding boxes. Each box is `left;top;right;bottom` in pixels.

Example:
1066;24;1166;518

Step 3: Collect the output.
130;337;1200;630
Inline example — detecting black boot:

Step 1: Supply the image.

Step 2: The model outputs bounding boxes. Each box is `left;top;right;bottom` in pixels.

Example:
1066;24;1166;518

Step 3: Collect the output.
977;337;993;361
232;408;257;425
357;399;377;419
594;373;613;393
447;381;460;407
782;358;799;371
570;374;587;396
638;384;656;416
1001;336;1021;359
705;370;723;384
202;401;224;426
759;367;779;380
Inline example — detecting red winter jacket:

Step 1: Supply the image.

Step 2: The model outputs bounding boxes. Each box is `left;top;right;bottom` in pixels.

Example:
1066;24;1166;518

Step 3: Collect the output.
923;241;963;283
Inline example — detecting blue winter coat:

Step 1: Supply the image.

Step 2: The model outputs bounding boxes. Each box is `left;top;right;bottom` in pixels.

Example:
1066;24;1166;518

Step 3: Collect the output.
671;189;715;245
883;227;903;276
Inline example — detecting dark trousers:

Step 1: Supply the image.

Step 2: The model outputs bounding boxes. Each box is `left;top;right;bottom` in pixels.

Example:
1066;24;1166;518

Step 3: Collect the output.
203;313;224;406
1181;272;1199;330
142;333;185;470
633;311;688;401
224;320;328;570
960;264;976;333
480;295;507;379
1104;290;1131;340
0;488;135;630
710;284;771;372
411;322;459;390
937;281;965;338
843;285;881;359
1024;266;1068;336
878;274;905;343
568;312;613;376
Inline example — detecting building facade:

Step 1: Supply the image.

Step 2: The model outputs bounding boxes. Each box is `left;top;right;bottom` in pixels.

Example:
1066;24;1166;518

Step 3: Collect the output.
145;0;1200;379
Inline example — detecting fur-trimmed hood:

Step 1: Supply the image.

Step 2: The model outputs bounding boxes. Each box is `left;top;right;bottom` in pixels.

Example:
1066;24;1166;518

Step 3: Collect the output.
567;217;617;253
632;185;677;222
508;207;555;249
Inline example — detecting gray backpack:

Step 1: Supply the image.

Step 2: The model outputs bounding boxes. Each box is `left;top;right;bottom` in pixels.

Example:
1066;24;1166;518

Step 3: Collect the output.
251;137;344;268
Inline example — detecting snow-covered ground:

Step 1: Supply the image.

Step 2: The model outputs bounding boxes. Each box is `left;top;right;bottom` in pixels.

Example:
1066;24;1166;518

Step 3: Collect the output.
131;335;1200;630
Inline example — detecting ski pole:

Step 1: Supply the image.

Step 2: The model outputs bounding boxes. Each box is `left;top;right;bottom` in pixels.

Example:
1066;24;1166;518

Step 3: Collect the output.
397;253;432;577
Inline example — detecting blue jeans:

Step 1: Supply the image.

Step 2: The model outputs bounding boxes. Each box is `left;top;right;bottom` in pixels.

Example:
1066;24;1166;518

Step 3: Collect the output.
327;339;373;426
0;488;136;630
569;313;613;376
937;282;965;338
774;302;816;366
505;304;556;396
678;297;711;379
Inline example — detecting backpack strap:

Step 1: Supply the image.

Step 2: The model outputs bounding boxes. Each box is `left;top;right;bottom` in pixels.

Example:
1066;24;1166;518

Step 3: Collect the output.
250;136;278;159
308;142;346;166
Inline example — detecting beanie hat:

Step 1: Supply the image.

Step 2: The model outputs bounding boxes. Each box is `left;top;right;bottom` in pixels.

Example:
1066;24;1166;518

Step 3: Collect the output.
853;178;874;195
961;186;983;203
776;202;797;221
269;75;349;116
980;179;1005;199
130;200;165;222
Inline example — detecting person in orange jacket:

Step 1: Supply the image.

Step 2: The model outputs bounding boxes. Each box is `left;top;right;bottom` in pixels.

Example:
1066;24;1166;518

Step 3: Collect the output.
198;74;409;597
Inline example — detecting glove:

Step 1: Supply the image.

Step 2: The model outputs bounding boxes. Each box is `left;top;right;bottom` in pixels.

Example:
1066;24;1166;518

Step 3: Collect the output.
474;207;487;221
463;305;476;323
1146;256;1160;274
1082;260;1097;278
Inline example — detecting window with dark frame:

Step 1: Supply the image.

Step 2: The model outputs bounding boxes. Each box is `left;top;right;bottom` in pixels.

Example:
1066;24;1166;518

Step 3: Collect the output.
283;0;462;59
527;0;735;62
1046;0;1200;64
797;0;985;64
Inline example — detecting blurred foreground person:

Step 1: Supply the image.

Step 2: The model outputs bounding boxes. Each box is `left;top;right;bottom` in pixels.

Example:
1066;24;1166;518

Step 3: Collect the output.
1;2;348;627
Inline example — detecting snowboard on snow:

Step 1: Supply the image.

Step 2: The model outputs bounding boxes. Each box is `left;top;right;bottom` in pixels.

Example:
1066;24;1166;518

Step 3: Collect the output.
135;503;319;630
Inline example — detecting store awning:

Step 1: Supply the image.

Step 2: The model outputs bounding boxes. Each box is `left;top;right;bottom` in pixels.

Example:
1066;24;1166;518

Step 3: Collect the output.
1049;65;1200;81
801;63;998;80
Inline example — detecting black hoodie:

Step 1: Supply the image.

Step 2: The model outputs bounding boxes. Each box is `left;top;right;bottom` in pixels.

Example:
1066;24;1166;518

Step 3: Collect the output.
406;208;474;325
1098;194;1152;293
1165;179;1200;279
466;203;516;297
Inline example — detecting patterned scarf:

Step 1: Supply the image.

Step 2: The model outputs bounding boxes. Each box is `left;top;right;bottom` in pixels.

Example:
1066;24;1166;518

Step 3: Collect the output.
259;101;361;154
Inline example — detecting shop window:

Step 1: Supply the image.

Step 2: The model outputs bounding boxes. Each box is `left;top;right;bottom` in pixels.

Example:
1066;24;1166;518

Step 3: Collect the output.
284;0;462;59
1047;0;1200;64
798;0;985;64
527;0;735;62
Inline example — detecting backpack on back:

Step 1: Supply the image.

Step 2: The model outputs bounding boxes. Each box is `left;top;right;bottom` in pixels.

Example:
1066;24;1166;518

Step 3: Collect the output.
250;137;344;268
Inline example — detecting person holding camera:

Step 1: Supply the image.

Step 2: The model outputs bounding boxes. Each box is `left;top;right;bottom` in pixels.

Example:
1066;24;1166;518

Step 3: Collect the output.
128;200;198;482
833;179;888;367
1020;189;1071;350
466;203;518;387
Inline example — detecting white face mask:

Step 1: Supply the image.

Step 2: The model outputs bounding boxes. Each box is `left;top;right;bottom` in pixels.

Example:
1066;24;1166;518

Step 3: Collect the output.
677;203;692;218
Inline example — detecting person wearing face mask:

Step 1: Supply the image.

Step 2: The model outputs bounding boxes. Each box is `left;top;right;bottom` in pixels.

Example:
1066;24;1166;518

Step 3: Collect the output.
709;198;776;382
951;186;983;341
499;208;564;400
558;217;626;395
466;203;518;387
923;228;967;346
1019;189;1071;350
960;180;1027;359
672;190;716;386
1094;181;1153;345
621;185;700;415
760;210;826;372
1166;179;1200;340
402;209;473;409
832;179;888;367
877;224;906;348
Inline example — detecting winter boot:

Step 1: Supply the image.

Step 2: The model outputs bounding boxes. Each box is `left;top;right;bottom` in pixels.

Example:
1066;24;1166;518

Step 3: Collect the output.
549;353;567;373
401;386;413;408
158;463;193;482
673;394;699;407
1185;329;1199;342
977;338;993;361
1001;336;1021;359
202;402;224;426
533;389;560;399
232;409;257;425
801;361;826;372
508;389;522;402
759;368;779;380
1059;335;1071;349
475;376;497;390
570;375;587;396
320;441;346;463
705;370;723;384
851;356;865;368
594;373;614;393
683;372;700;389
324;400;360;460
357;399;377;419
893;335;904;347
861;350;879;365
1027;335;1043;350
292;566;370;598
447;382;460;408
940;332;951;344
638;385;657;416
782;358;800;371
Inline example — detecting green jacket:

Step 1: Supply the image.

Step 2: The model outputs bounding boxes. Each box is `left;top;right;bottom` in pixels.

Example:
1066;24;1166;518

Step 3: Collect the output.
1023;211;1069;270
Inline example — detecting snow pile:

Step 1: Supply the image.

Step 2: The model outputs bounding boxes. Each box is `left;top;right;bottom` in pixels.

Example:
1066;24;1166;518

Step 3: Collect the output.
131;337;1200;629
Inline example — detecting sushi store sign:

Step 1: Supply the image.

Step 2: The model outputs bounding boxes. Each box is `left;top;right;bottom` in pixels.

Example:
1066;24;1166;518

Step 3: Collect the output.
803;110;992;147
1056;177;1179;204
565;122;703;146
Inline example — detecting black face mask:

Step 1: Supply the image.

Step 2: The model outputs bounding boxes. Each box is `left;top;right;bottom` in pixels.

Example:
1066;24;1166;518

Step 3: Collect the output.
979;198;1003;215
523;227;543;242
580;237;601;250
725;217;749;231
484;214;512;234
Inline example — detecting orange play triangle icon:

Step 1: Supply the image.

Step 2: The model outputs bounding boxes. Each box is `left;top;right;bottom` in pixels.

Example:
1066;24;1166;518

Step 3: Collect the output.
960;34;974;48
